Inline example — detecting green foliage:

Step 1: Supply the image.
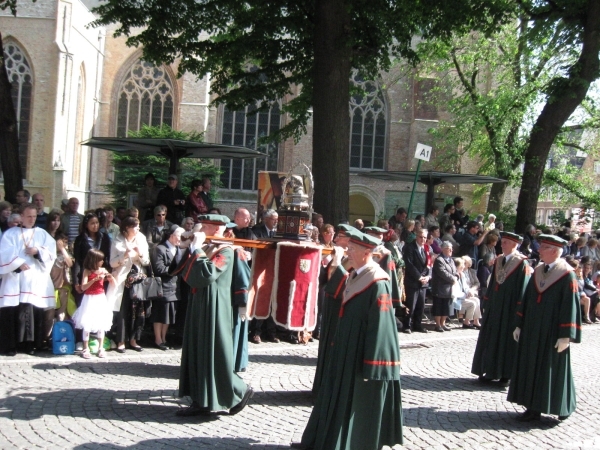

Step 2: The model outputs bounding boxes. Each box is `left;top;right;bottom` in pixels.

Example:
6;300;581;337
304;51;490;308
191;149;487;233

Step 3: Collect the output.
91;0;514;145
104;125;221;206
414;4;600;213
548;209;567;229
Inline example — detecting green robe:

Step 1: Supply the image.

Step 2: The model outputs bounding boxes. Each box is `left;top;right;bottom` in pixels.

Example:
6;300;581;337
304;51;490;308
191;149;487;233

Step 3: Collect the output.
507;262;582;416
302;262;403;450
231;248;251;372
312;266;346;394
179;245;248;411
471;254;530;380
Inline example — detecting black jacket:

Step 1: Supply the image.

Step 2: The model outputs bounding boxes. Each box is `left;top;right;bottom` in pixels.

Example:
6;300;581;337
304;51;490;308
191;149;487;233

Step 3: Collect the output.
151;243;181;301
402;241;430;289
252;223;275;238
156;186;186;223
72;231;111;285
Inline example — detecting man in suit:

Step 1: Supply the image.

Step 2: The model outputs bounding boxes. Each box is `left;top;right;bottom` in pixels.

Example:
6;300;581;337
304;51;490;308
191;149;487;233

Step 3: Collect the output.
233;208;257;241
251;209;278;238
402;228;430;333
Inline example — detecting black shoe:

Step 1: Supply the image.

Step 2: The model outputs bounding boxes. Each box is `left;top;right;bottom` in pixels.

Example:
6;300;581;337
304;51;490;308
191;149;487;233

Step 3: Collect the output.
6;350;17;357
462;323;475;329
129;344;143;352
175;405;212;417
477;375;493;383
403;329;412;334
154;342;168;351
497;378;510;387
116;347;126;354
434;326;444;332
516;409;541;422
266;335;280;343
558;415;570;421
229;387;254;415
413;328;429;333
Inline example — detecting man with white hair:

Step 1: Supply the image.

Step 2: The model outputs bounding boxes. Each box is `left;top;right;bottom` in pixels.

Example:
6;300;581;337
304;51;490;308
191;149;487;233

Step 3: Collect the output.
472;232;530;386
176;214;252;417
508;234;581;422
294;228;403;449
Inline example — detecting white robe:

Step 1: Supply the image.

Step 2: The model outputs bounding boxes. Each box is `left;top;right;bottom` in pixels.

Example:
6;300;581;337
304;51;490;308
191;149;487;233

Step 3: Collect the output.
0;227;57;308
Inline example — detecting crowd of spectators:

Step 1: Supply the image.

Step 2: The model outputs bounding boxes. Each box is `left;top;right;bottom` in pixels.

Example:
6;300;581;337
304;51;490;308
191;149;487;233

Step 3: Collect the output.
1;181;599;357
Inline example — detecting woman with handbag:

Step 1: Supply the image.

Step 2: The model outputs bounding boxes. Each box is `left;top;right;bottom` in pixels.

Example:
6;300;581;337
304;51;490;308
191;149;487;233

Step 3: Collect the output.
150;225;184;350
107;216;150;353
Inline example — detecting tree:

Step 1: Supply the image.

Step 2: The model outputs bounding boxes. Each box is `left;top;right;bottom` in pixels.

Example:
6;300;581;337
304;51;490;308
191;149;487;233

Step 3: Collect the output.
416;16;571;212
0;31;24;203
92;0;513;225
514;0;600;233
105;125;221;206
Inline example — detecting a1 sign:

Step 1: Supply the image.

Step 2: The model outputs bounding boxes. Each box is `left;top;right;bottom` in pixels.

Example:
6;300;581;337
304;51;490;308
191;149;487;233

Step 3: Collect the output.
414;143;432;162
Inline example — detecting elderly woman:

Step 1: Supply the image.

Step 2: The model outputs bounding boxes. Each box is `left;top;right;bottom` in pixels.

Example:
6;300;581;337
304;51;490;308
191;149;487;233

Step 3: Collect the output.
454;257;482;329
431;241;458;332
150;225;184;350
401;219;416;244
477;252;495;298
107;216;150;353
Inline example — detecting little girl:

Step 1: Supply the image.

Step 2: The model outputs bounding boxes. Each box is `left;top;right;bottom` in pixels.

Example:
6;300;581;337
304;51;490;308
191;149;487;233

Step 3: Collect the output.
72;249;115;359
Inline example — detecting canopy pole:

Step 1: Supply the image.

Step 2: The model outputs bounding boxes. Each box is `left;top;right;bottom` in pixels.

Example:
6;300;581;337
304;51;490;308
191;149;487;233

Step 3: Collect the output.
165;140;179;176
407;159;422;217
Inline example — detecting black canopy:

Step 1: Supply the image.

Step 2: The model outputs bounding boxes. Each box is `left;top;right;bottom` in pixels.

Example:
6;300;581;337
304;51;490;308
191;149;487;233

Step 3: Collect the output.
81;137;265;175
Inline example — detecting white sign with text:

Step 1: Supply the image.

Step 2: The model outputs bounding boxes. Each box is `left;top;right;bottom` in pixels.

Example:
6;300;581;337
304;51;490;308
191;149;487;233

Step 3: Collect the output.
414;143;432;162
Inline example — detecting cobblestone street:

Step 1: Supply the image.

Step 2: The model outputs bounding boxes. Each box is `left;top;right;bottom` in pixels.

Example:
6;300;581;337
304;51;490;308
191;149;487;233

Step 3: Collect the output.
1;325;599;450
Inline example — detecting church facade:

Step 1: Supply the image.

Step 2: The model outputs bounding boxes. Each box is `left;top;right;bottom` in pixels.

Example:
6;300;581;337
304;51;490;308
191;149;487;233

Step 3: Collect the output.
1;0;492;223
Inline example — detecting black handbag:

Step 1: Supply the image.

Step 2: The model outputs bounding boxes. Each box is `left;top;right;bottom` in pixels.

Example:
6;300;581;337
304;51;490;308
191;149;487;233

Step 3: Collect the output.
129;264;163;301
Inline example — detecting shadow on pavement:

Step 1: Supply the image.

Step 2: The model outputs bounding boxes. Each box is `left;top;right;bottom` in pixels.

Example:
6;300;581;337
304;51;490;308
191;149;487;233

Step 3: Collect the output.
401;375;509;392
72;437;288;449
403;406;560;431
30;361;180;380
250;354;317;366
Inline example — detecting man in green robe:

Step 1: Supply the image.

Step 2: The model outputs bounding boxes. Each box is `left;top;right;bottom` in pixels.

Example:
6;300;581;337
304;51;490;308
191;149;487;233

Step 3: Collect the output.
471;231;531;386
312;224;354;395
507;234;582;422
176;214;253;417
295;229;403;450
231;245;251;372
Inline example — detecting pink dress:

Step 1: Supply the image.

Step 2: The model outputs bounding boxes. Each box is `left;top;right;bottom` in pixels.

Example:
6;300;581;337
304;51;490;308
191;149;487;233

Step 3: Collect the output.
72;272;113;332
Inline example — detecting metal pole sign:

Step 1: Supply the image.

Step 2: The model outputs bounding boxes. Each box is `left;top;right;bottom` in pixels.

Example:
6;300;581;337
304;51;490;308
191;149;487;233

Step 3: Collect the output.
407;143;432;217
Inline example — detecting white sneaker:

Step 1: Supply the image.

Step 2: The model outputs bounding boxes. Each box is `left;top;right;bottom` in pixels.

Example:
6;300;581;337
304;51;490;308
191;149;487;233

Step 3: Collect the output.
75;342;84;351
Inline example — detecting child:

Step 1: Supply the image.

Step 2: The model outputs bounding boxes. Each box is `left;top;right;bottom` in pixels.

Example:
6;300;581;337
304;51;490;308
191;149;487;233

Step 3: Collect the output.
71;249;115;359
51;232;75;322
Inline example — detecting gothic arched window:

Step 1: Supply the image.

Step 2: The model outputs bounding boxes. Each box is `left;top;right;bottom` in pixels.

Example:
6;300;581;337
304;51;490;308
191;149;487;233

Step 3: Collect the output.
4;41;33;173
349;71;387;170
116;60;174;136
220;103;281;190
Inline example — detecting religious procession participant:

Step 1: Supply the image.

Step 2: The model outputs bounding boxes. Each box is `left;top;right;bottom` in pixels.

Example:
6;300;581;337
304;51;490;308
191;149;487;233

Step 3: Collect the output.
0;204;56;356
364;226;402;308
471;232;530;386
295;229;403;450
176;214;253;417
507;234;582;422
312;224;355;395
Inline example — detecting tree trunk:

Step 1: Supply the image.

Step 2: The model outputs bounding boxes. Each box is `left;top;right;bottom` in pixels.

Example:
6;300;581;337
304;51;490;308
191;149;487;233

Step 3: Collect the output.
487;182;507;213
311;0;351;225
515;1;600;233
0;31;24;203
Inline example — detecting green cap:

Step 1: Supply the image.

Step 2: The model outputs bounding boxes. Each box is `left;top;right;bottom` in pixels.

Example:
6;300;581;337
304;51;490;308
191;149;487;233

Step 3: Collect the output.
197;214;231;225
537;234;568;248
363;226;387;235
336;224;358;237
500;231;523;243
349;230;381;249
